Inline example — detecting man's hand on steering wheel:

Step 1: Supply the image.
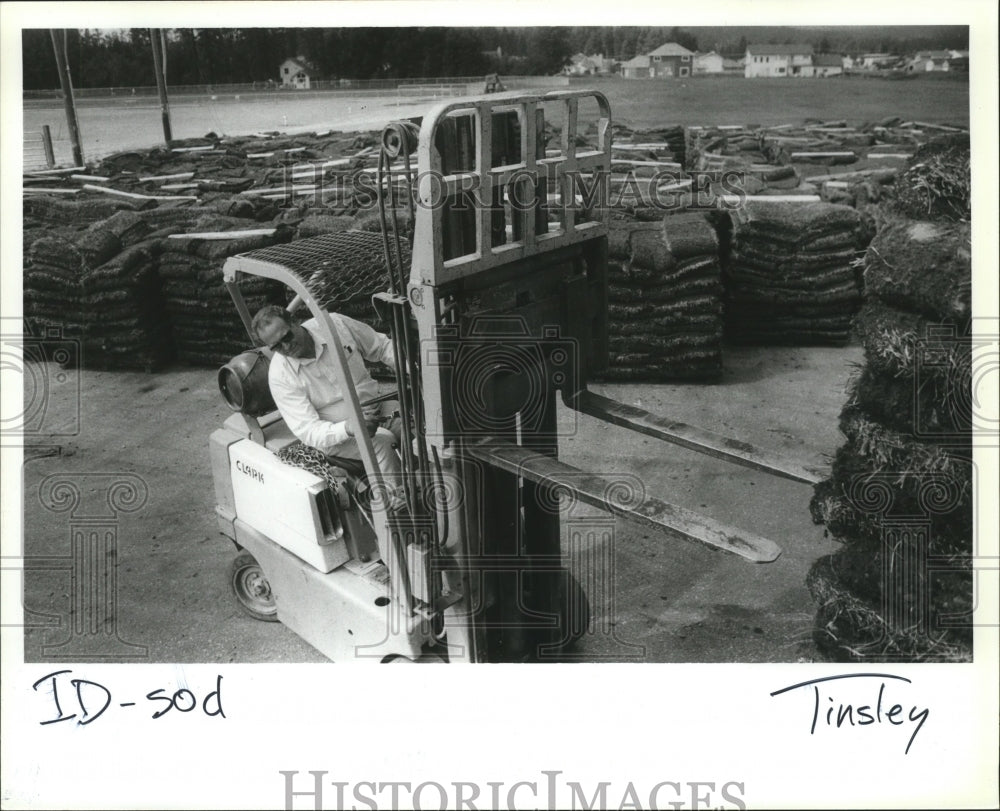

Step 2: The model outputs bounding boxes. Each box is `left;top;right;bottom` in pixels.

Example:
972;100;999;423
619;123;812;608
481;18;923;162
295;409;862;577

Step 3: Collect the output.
345;418;380;438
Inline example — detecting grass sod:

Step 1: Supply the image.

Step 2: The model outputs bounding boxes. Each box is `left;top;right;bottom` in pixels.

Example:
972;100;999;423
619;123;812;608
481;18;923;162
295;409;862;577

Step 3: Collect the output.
608;256;719;287
608;331;722;353
610;312;723;336
729;200;866;249
884;135;971;223
608;277;723;305
846;359;971;438
725;262;857;291
809;411;973;555
853;300;971;387
863;216;971;324
806;550;972;663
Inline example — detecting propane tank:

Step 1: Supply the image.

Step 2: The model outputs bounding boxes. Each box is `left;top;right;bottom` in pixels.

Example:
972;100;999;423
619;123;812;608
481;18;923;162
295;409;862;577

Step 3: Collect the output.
218;349;276;416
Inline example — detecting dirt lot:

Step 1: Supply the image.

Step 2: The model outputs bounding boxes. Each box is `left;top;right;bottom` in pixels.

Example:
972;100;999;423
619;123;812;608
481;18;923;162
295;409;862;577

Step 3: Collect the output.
19;341;855;663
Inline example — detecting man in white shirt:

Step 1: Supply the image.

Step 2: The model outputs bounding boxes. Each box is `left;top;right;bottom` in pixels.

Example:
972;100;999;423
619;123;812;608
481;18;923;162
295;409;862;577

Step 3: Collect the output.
251;305;402;489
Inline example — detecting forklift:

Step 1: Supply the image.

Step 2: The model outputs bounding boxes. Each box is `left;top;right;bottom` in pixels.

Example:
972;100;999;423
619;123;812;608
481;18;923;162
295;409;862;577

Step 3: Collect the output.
211;89;822;662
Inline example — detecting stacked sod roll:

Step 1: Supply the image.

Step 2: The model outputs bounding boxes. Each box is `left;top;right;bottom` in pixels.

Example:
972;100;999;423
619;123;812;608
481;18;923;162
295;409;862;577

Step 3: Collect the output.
602;212;724;380
808;141;973;661
158;222;294;366
723;201;871;345
26;212;175;370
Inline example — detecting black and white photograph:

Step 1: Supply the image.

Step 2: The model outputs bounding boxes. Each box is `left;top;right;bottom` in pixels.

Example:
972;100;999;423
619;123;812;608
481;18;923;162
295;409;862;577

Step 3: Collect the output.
2;1;997;809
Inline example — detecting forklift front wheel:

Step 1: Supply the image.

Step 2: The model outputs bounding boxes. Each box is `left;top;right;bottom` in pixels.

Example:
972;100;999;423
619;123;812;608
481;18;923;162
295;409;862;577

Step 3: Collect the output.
230;550;279;622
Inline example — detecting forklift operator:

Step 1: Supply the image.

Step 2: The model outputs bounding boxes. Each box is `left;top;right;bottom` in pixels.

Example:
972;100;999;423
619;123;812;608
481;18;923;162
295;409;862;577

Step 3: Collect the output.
252;305;403;487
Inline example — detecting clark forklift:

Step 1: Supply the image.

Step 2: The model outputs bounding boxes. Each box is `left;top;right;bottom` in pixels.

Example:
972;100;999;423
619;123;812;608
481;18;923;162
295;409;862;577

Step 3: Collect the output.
211;89;822;662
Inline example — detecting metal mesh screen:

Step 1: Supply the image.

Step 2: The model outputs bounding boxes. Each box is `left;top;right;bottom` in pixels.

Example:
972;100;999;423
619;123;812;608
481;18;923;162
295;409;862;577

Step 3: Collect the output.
237;230;411;323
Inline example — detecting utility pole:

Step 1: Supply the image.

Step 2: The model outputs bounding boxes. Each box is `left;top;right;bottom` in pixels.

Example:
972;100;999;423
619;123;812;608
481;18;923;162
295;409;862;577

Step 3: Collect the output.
150;28;173;145
48;29;84;166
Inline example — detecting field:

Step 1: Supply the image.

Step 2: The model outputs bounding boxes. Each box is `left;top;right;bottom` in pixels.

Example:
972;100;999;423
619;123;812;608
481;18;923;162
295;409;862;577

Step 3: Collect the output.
582;73;969;128
23;73;970;164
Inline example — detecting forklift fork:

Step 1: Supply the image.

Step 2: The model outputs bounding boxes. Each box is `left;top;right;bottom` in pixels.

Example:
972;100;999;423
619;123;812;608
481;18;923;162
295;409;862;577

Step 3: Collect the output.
466;438;781;563
566;390;825;486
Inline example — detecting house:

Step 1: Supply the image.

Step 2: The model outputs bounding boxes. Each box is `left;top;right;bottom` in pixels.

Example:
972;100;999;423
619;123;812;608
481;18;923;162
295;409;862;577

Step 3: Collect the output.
693;51;725;74
564;52;615;76
744;44;814;78
722;56;744;74
279;56;317;89
812;53;844;77
948;50;969;71
565;54;597;76
594;54;616;74
621;54;653;79
859;53;898;70
646;42;695;77
907;51;951;72
622;43;694;78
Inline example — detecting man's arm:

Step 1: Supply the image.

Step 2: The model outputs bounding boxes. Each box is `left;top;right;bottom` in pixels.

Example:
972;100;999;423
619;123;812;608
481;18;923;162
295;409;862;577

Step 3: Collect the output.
337;312;395;368
269;362;350;454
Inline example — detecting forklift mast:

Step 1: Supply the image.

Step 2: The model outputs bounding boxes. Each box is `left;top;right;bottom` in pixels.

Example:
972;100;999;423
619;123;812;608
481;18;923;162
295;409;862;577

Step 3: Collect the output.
388;90;615;660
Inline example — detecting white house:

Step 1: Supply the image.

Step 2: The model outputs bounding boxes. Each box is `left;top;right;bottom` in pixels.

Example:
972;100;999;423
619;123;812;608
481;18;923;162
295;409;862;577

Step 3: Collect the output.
279;57;316;89
907;51;951;72
722;57;744;74
621;54;653;79
744;44;814;78
859;53;898;69
565;54;598;75
564;53;614;75
811;53;844;77
693;51;725;74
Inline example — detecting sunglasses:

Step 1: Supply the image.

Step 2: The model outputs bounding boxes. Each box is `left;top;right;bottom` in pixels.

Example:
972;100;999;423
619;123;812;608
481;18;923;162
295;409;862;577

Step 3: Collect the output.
268;326;295;352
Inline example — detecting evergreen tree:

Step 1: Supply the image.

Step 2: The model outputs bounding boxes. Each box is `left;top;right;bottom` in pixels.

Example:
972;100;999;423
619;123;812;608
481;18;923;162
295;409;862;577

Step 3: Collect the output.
669;26;698;53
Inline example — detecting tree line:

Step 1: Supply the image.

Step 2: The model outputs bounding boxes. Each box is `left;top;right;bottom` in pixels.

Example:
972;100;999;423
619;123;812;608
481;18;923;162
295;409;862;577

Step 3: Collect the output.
22;26;969;90
22;28;574;89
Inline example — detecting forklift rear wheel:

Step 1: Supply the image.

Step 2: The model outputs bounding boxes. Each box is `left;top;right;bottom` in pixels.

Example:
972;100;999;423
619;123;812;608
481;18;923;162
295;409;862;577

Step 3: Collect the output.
231;550;279;622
